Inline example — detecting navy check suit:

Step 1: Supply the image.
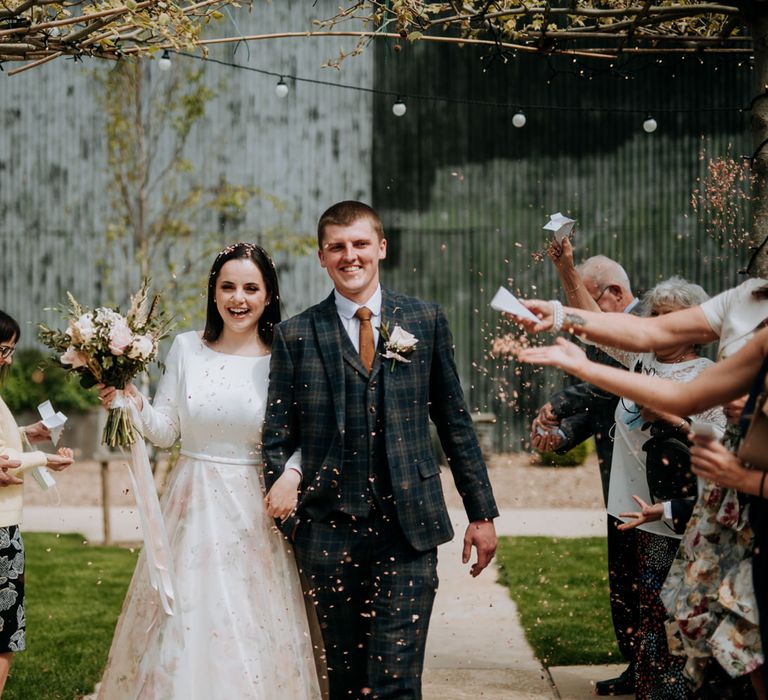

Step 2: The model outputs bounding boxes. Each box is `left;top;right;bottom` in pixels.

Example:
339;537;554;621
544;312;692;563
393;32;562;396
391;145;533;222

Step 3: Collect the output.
263;289;498;699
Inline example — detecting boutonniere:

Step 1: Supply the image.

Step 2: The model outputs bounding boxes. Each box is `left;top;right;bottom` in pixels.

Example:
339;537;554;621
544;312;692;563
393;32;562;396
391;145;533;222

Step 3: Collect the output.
380;321;419;372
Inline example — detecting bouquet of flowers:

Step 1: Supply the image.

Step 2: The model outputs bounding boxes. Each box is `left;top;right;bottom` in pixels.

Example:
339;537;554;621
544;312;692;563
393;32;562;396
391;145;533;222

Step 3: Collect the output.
39;280;172;448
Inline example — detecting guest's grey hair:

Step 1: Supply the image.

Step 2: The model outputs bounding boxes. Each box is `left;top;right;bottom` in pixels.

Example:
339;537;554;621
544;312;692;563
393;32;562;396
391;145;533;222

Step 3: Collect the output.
576;256;632;294
641;276;709;315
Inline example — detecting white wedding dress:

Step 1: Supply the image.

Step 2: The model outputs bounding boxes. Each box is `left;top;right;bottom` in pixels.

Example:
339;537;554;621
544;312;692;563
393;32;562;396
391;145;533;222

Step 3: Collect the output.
97;331;322;699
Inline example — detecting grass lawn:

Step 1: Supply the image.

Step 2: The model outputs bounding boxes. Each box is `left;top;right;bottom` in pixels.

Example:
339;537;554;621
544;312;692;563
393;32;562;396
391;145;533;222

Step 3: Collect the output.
4;533;136;700
495;536;622;667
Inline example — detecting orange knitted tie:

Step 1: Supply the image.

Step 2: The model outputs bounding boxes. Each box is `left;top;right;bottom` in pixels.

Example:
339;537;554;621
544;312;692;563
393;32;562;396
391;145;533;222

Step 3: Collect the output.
355;306;375;372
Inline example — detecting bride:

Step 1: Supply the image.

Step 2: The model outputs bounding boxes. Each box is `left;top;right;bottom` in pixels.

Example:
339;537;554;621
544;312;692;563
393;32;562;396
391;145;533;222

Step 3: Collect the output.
96;243;322;699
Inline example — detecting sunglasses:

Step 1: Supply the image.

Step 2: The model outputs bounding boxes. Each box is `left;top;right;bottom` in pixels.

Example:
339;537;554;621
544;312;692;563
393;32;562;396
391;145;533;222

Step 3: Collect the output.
0;345;16;359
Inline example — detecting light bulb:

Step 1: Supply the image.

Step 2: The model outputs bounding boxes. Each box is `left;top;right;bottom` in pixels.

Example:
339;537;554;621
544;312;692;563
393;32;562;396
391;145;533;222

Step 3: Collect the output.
643;116;657;133
158;49;171;72
392;100;406;117
512;111;527;128
275;79;289;98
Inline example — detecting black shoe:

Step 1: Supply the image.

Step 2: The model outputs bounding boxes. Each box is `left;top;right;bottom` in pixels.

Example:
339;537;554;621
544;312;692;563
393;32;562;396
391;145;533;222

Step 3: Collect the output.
594;666;635;696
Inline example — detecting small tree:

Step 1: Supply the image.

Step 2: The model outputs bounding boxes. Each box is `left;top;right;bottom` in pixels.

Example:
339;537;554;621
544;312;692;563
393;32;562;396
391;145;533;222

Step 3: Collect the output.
94;58;313;326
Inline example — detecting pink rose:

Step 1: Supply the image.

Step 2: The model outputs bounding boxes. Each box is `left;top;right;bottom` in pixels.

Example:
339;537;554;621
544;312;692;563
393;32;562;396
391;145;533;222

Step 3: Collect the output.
108;321;133;356
61;346;88;368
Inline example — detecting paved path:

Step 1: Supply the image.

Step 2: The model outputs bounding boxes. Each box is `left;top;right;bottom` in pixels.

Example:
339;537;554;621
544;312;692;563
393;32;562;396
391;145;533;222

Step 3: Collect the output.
26;505;626;700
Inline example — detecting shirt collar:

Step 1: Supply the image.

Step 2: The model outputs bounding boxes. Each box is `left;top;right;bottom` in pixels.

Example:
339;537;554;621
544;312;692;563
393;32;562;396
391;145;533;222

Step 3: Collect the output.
624;298;640;314
334;285;382;320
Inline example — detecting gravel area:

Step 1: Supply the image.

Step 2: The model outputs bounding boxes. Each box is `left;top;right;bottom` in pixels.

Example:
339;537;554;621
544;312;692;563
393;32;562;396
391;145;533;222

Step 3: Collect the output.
442;451;604;510
25;451;605;511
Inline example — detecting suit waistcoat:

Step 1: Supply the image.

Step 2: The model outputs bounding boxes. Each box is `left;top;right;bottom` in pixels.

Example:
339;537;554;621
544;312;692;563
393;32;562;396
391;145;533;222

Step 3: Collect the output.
336;331;393;518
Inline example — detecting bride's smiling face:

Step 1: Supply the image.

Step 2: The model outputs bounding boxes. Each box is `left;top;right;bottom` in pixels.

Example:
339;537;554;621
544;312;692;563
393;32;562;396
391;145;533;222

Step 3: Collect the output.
214;259;270;335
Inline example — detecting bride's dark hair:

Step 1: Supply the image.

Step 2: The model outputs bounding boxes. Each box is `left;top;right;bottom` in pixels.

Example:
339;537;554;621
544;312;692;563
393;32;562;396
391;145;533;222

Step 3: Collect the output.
203;243;281;346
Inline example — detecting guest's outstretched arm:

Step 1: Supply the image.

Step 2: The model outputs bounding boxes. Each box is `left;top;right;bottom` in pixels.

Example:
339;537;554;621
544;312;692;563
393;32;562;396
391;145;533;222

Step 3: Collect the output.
517;301;718;353
517;329;768;417
546;237;601;312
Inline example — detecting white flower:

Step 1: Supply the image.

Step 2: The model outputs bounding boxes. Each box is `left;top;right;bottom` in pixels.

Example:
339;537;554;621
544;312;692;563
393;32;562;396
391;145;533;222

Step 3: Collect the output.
73;313;95;341
382;325;419;368
127;334;155;360
94;307;123;328
386;325;418;353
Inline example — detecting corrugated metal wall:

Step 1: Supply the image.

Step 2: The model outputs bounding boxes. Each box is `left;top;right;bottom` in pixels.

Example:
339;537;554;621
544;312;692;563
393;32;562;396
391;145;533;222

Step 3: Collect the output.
0;0;371;332
0;11;755;452
372;43;751;449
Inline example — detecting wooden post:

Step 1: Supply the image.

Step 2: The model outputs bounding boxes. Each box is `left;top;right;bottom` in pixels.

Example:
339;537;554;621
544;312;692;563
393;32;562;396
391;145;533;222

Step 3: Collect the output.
100;460;111;546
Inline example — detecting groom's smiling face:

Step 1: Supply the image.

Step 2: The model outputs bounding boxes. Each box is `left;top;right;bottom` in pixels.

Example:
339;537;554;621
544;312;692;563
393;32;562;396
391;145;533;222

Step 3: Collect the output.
319;218;387;303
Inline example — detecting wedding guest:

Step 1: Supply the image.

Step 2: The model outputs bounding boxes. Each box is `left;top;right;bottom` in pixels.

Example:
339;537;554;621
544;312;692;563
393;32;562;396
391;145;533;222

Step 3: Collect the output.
517;322;768;700
530;239;641;696
579;277;719;699
0;310;73;695
96;244;322;699
514;276;768;695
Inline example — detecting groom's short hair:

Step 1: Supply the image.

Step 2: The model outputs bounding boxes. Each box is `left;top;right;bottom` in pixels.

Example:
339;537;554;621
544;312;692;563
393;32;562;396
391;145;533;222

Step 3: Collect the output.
317;201;384;249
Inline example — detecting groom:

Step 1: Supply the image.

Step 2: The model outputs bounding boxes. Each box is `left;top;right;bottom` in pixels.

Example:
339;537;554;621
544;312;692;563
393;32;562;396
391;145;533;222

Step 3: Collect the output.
263;201;498;700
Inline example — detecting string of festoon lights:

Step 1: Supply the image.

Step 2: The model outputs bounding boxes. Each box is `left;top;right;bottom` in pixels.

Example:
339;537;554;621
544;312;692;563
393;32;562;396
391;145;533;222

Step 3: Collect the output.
160;50;749;135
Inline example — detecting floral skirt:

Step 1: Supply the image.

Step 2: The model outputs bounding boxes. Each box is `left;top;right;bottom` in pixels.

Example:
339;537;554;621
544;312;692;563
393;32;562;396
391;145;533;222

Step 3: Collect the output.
0;526;25;653
661;482;763;685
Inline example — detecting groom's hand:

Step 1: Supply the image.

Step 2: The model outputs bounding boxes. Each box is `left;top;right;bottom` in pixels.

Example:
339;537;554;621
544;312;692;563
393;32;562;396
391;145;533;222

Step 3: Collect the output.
462;520;497;577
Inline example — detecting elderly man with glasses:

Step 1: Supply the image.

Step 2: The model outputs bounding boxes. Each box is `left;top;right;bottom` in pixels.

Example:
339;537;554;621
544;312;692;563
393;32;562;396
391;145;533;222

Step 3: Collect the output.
530;238;639;696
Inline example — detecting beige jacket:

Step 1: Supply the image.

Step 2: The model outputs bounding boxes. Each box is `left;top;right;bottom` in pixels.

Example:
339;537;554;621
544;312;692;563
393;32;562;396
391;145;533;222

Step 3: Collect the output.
0;397;46;527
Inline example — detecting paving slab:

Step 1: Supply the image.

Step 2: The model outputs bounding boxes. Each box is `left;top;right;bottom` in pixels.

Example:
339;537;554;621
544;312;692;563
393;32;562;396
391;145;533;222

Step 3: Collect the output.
549;664;633;699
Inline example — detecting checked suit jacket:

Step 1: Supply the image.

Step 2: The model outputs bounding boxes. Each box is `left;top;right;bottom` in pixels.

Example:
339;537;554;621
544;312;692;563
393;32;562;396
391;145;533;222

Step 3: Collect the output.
263;288;499;552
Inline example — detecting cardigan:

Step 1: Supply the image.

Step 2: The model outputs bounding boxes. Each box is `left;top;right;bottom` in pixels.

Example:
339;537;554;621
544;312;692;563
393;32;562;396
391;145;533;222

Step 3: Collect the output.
0;397;46;527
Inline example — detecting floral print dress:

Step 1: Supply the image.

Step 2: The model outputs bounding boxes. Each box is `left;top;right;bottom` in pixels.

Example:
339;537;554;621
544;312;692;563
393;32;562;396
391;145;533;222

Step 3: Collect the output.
661;425;763;686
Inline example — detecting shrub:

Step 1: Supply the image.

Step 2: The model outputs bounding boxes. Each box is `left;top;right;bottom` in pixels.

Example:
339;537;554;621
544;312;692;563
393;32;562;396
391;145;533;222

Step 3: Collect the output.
1;349;100;413
537;438;593;467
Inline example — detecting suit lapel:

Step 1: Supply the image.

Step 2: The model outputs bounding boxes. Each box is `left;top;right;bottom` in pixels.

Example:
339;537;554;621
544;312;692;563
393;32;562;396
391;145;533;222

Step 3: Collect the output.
312;292;346;433
380;289;404;386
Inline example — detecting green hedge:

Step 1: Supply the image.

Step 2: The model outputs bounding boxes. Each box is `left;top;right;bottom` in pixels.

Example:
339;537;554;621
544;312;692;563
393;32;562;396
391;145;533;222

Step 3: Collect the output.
1;349;100;414
537;438;593;467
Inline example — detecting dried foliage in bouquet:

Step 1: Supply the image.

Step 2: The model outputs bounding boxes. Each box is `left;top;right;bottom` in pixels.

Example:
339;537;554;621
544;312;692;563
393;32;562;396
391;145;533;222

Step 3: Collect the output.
39;280;172;447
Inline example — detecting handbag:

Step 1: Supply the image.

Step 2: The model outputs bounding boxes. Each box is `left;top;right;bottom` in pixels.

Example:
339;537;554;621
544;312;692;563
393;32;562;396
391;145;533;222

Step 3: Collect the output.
737;389;768;470
643;422;697;502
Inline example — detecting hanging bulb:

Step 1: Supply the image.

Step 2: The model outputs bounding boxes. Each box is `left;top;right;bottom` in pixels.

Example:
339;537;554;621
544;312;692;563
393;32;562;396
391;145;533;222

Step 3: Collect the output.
392;100;406;117
275;78;289;98
158;49;171;72
643;115;658;133
512;111;526;128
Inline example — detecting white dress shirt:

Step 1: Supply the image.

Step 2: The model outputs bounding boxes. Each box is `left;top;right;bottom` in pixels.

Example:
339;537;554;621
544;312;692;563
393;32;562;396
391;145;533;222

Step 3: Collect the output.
334;285;382;351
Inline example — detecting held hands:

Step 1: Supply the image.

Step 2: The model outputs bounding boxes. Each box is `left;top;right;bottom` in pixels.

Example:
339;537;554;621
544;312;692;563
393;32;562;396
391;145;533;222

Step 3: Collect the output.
22;421;52;444
462;520;497;577
264;469;301;522
98;383;143;411
618;495;663;531
0;455;23;486
46;447;74;471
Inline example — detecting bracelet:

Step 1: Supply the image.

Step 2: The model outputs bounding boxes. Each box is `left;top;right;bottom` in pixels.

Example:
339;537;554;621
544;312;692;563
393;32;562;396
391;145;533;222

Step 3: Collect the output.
550;300;564;332
760;471;767;500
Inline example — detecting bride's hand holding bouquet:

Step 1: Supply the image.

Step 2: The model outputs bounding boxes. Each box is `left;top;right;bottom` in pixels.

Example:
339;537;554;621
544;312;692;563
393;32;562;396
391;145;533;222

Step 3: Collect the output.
39;280;172;448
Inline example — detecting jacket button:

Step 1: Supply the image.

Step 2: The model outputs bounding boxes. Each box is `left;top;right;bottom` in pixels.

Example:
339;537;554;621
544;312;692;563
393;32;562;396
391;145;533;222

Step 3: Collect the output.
369;406;376;414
